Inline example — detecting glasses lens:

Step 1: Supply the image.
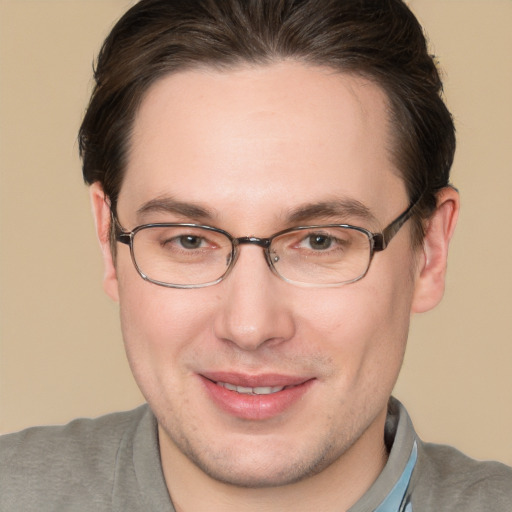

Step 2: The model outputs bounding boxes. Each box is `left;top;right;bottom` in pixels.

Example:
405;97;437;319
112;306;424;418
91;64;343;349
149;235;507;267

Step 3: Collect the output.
270;226;371;285
132;225;233;287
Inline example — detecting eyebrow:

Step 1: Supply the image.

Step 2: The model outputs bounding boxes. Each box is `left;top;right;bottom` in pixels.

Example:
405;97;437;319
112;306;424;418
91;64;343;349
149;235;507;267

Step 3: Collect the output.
136;195;378;227
286;199;378;226
136;196;216;222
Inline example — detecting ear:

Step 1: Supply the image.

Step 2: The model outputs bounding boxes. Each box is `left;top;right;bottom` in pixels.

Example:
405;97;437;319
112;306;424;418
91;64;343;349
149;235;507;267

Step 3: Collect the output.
411;186;460;313
89;182;119;302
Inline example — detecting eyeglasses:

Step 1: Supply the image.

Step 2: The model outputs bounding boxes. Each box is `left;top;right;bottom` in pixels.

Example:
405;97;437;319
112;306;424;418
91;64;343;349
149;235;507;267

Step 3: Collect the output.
113;197;420;289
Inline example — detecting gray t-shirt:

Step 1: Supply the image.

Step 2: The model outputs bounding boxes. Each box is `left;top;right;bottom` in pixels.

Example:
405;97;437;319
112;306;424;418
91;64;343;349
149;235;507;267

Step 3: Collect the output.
1;398;510;511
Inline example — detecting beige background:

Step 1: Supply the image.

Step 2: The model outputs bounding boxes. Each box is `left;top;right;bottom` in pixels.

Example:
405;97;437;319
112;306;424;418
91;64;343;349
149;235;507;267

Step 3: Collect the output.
0;0;511;466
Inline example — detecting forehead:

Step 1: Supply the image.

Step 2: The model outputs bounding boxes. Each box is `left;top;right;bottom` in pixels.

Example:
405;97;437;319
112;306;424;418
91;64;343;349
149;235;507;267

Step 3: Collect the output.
119;62;405;226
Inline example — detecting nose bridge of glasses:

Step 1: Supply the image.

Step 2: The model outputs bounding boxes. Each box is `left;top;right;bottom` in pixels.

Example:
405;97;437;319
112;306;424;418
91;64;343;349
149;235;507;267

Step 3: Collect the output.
229;236;276;274
233;236;272;249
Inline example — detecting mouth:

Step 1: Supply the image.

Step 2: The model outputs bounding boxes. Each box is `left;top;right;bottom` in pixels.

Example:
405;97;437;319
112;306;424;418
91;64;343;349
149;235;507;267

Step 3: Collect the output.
215;382;295;395
200;373;314;420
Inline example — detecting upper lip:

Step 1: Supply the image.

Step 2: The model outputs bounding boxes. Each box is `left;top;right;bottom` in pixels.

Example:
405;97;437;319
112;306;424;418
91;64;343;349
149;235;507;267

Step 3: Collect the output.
200;371;313;388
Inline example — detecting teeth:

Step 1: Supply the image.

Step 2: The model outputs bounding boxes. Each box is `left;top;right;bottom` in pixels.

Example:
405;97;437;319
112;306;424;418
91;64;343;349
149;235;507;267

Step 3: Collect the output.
253;386;285;395
217;382;285;395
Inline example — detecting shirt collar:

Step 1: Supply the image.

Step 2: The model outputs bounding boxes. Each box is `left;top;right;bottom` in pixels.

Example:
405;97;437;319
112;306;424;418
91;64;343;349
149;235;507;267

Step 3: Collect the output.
348;398;418;512
374;441;417;512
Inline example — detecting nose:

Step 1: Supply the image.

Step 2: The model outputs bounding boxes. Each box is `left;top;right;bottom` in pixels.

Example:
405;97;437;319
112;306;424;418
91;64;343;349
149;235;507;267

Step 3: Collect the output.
213;245;296;352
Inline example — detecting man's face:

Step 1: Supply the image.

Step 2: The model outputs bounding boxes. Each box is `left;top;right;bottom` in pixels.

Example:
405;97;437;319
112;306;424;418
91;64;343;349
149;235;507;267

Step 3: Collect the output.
106;63;423;486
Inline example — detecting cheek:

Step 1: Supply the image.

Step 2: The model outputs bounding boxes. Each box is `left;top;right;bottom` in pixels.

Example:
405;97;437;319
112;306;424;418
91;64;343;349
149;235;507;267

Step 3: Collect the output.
115;262;216;389
297;256;415;391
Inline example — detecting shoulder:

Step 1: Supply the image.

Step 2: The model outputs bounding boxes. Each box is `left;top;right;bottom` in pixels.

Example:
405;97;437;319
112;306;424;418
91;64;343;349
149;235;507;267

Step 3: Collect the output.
1;405;148;466
0;405;150;511
411;440;512;509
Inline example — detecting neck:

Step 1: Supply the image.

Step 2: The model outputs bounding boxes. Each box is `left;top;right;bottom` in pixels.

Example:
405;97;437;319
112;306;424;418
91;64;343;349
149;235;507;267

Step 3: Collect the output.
159;409;388;512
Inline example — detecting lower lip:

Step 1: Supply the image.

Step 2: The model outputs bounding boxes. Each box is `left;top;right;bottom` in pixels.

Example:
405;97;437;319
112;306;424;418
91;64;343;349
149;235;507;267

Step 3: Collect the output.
200;376;314;421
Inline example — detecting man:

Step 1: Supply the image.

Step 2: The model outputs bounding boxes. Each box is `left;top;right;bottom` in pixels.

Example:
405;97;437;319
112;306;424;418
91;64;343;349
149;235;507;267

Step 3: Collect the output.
1;0;510;510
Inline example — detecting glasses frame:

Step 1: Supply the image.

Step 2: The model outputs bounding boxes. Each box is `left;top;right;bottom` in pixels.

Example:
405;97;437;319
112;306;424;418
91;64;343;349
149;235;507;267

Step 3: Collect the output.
113;195;421;289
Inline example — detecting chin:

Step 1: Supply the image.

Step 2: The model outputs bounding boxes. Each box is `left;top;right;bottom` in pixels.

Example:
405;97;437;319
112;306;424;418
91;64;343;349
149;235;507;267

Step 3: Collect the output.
186;451;335;489
161;418;346;489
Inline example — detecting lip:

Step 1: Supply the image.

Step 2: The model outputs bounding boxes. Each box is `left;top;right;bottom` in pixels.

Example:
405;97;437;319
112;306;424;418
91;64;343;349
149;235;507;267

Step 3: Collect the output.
199;372;315;421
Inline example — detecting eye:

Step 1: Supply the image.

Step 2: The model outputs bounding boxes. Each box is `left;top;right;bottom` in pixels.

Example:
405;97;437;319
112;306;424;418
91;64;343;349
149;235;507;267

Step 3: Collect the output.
306;234;333;251
176;234;206;250
296;231;348;252
152;228;217;253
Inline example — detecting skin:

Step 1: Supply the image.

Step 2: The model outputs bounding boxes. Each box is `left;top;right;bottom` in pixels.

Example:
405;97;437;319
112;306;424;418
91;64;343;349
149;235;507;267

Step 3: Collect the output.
91;62;459;511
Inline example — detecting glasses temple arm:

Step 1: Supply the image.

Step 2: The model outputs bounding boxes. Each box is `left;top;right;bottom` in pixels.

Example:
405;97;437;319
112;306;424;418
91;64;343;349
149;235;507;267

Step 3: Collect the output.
373;194;423;251
110;210;131;245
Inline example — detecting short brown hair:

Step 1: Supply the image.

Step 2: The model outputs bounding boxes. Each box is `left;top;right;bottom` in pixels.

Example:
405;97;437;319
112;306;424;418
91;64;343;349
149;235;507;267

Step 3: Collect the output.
79;0;455;243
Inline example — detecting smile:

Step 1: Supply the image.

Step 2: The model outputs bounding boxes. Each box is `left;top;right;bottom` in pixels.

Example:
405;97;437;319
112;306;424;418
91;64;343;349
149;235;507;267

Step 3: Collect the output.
200;373;315;420
216;382;289;395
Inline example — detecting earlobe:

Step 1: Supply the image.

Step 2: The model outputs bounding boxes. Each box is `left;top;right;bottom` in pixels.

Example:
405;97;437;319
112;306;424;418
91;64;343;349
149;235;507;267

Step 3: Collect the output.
411;186;460;313
89;182;119;302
